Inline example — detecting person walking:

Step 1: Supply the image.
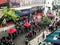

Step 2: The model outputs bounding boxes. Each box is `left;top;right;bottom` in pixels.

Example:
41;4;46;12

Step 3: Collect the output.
28;31;32;38
32;30;36;35
25;39;28;45
15;24;20;35
42;32;45;39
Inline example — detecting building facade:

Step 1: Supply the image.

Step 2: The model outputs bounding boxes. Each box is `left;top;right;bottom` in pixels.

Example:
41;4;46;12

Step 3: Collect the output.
52;0;60;9
44;0;54;15
9;0;45;7
0;0;45;8
0;0;7;5
53;0;60;5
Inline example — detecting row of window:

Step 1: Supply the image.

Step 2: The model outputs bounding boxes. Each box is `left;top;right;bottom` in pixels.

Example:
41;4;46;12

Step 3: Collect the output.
0;0;45;8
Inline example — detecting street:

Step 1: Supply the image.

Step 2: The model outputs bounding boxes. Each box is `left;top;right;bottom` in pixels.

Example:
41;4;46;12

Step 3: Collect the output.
0;28;51;45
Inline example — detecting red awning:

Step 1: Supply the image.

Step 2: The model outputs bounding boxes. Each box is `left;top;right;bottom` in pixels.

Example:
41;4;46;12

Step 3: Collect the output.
7;28;16;34
24;22;31;27
48;13;55;17
34;19;41;23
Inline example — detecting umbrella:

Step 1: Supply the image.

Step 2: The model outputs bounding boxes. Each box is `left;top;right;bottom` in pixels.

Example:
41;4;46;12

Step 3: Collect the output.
54;31;60;34
48;13;55;17
34;19;41;23
22;9;34;14
33;13;41;17
23;9;34;13
45;28;60;44
7;28;16;34
23;11;28;14
24;22;31;27
15;11;23;16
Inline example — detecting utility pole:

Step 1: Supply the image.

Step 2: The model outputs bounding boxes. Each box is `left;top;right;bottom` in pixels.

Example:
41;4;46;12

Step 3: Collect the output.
7;0;10;8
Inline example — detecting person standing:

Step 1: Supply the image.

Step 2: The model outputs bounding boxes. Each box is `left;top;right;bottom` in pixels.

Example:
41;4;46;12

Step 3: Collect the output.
32;30;36;35
15;24;20;35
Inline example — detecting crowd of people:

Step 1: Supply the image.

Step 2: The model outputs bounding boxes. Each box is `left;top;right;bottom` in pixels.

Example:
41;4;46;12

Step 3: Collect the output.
49;18;60;32
0;9;60;45
0;16;60;45
0;36;14;45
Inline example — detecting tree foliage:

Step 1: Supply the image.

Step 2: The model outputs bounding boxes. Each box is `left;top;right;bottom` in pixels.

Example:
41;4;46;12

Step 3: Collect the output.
39;16;51;28
2;8;19;22
58;11;60;17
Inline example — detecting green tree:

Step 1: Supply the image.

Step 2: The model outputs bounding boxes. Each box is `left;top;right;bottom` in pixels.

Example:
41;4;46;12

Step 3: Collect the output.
2;8;19;23
39;16;51;28
58;11;60;17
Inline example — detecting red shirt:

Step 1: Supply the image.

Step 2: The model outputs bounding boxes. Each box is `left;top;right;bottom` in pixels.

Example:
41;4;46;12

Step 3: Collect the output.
28;31;32;35
55;21;59;26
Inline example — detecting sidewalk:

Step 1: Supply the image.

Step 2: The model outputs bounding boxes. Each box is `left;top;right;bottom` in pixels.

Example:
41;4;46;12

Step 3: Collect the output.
28;29;51;45
13;28;51;45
